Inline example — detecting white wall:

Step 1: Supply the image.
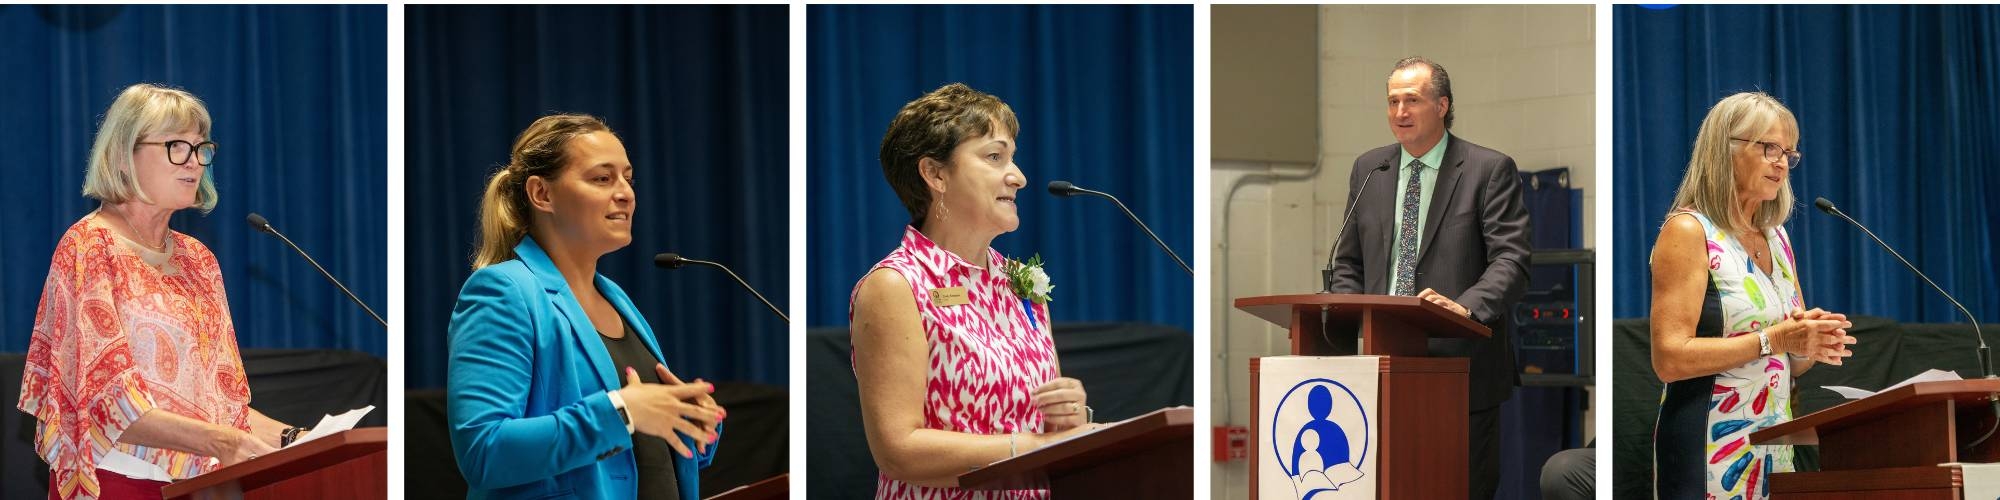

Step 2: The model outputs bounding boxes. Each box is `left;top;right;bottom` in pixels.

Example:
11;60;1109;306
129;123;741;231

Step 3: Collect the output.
1210;5;1596;499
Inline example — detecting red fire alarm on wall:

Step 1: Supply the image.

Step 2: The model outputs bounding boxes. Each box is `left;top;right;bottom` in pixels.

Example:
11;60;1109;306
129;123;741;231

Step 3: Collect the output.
1213;425;1248;461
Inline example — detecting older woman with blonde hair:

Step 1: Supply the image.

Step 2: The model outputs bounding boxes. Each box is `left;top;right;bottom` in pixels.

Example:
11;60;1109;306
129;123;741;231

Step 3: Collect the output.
849;83;1099;499
1649;91;1858;499
447;113;724;500
17;83;298;500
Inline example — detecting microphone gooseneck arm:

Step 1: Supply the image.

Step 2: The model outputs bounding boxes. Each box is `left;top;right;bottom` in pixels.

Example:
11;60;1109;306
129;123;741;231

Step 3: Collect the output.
1047;182;1192;276
1816;199;1989;377
246;214;387;328
1322;163;1392;294
656;254;790;324
1816;198;2000;450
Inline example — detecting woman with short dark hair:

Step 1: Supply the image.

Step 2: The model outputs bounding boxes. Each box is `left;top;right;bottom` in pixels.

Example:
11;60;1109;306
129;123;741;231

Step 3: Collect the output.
850;83;1097;499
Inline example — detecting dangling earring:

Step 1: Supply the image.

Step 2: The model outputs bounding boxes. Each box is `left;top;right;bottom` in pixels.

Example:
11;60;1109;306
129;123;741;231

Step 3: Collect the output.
936;202;950;222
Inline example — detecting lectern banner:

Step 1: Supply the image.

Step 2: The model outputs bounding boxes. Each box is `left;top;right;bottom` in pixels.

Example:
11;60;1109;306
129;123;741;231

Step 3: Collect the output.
1258;356;1380;500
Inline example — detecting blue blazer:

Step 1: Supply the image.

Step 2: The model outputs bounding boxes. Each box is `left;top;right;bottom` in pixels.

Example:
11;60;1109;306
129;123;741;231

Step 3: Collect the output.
447;236;717;499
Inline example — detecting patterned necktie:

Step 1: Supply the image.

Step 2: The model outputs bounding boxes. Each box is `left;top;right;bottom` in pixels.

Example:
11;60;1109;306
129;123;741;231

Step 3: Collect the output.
1392;159;1424;296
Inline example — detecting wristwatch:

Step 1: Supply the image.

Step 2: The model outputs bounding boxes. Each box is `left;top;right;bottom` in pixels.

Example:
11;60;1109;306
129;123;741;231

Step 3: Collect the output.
280;426;309;447
1757;329;1772;357
608;390;635;434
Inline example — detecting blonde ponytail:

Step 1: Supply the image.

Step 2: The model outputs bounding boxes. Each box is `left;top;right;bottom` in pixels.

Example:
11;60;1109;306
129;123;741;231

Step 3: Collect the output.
470;114;614;268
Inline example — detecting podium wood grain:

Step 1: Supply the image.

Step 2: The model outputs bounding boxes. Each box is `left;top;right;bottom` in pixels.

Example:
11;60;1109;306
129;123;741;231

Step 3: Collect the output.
1236;293;1482;499
162;427;386;500
706;473;788;500
956;407;1193;500
1750;379;2000;499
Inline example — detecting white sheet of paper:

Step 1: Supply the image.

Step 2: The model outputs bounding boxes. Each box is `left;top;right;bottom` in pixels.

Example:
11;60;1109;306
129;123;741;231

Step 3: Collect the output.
288;405;375;447
1955;462;2000;499
1822;369;1963;400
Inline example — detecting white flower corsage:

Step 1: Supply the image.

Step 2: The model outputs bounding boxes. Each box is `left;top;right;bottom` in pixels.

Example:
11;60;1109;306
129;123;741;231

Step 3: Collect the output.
1002;254;1053;305
1002;254;1052;329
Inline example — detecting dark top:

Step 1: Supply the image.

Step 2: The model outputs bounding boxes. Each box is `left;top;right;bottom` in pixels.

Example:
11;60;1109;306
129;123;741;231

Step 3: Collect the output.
1653;280;1727;499
601;323;680;500
1328;136;1532;411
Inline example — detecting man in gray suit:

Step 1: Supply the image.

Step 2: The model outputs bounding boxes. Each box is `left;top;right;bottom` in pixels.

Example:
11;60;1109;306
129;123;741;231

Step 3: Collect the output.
1326;56;1531;500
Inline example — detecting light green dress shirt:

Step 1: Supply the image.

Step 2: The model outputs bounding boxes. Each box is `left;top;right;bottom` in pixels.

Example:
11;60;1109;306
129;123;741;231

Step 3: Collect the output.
1385;131;1449;295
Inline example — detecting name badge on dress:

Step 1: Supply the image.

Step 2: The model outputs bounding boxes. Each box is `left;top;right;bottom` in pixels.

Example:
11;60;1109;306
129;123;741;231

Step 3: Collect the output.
930;287;971;307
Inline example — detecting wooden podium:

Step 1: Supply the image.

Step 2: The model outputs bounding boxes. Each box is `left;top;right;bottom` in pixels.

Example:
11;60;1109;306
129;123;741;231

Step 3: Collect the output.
956;407;1193;499
707;473;788;500
162;427;386;500
1235;293;1490;499
1751;379;2000;499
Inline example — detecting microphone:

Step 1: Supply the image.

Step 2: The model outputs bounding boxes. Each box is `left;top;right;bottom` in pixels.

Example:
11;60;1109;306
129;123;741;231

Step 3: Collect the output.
1321;163;1394;293
245;213;387;328
1817;197;1992;379
1816;199;2000;450
655;253;790;324
1046;181;1192;276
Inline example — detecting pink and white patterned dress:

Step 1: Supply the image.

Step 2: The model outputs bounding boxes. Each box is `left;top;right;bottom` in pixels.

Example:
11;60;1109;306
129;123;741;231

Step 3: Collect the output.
851;226;1058;500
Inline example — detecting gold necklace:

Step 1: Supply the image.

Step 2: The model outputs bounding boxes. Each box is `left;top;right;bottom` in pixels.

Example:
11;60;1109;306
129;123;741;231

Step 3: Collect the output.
102;210;169;252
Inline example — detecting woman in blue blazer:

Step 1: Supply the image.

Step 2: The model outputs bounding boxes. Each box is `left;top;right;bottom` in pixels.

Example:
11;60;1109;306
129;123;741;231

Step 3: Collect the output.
448;114;724;499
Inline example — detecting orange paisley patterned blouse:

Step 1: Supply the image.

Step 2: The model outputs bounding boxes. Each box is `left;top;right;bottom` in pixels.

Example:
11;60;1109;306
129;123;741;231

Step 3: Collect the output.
16;212;252;500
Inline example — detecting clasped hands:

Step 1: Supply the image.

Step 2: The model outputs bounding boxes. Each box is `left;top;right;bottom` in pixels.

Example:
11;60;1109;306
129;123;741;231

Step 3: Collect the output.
619;363;727;458
1769;307;1857;365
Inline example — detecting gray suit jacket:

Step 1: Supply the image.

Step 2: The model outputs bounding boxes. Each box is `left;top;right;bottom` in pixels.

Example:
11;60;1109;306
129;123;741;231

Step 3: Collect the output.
1329;135;1531;411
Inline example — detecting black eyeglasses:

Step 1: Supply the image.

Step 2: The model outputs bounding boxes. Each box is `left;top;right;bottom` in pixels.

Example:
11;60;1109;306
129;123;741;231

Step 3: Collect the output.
1729;137;1802;169
136;140;217;167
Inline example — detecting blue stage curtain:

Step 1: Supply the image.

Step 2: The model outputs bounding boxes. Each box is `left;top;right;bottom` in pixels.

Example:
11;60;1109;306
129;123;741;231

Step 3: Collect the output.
807;5;1193;331
1613;5;2000;324
404;5;789;389
0;5;387;356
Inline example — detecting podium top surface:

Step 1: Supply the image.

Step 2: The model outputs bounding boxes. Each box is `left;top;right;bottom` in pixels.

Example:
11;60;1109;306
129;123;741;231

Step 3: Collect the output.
957;407;1192;489
163;427;387;498
1232;293;1491;338
1751;379;2000;446
706;473;789;500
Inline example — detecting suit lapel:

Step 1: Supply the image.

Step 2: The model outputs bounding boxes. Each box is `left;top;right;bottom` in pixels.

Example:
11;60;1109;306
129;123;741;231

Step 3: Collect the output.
516;237;621;392
1366;154;1399;292
1417;139;1465;264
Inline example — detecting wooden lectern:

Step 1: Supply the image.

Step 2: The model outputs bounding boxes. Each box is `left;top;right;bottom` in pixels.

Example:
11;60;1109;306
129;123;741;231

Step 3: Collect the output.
1751;379;2000;499
706;473;789;500
1235;293;1490;499
162;427;386;500
956;407;1193;500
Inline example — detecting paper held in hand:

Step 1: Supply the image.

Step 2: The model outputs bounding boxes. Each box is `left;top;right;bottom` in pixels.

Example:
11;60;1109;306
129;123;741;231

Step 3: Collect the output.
1822;369;1963;400
287;405;376;448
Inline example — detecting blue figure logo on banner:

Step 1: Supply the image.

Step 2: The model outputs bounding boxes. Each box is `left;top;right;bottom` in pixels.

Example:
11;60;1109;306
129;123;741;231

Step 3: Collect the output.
1271;378;1369;499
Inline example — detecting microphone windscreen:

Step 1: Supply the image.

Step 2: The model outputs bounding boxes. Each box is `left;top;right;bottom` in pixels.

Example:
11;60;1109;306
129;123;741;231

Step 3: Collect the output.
1047;181;1077;197
246;213;270;232
1814;197;1837;214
